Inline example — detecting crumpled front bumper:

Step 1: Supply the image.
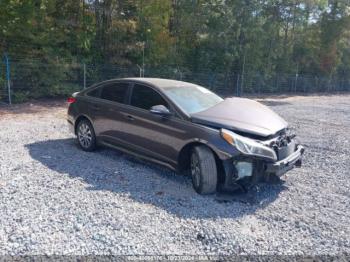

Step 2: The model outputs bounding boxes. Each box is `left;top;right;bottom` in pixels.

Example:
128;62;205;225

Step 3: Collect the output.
220;143;305;191
265;145;305;177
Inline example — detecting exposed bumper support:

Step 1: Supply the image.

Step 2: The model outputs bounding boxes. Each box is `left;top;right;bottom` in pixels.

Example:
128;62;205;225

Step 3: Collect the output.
265;145;305;177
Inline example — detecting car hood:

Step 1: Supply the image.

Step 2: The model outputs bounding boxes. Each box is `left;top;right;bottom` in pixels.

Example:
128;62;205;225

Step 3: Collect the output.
191;97;288;137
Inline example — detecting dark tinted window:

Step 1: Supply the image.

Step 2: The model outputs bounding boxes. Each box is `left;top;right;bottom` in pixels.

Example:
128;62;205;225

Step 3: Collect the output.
100;83;129;103
86;88;100;97
131;84;168;110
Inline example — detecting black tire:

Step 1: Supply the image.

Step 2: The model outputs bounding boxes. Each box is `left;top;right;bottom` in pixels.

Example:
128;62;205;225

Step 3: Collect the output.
76;119;96;152
190;145;218;195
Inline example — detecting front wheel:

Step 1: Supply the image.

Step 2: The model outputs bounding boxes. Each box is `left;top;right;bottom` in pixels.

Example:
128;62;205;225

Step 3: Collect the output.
190;145;218;195
76;119;96;152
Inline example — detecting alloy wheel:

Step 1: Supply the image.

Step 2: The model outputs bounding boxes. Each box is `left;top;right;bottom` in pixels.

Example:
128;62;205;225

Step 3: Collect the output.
78;123;92;148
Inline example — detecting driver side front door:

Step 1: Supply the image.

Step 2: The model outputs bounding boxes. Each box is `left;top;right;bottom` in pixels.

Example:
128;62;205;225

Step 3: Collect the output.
121;83;186;166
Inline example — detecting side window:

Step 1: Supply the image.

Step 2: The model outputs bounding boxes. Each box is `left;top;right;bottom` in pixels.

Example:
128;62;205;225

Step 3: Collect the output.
86;87;101;98
100;82;129;104
130;84;168;110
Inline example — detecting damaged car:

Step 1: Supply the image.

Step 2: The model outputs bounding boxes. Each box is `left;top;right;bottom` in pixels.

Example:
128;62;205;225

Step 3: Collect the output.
67;78;304;194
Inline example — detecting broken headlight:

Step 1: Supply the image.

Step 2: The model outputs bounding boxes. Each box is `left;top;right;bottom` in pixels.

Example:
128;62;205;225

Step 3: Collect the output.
220;128;277;161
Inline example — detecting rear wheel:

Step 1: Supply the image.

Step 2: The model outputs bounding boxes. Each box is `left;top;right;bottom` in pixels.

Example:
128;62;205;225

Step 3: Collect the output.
190;145;218;195
76;119;96;151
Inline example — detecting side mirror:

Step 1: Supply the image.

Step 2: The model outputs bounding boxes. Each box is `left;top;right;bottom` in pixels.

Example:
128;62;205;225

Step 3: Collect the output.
150;105;172;116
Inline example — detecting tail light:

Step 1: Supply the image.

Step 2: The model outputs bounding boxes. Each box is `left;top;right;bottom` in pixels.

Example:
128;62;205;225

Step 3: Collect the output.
67;97;76;104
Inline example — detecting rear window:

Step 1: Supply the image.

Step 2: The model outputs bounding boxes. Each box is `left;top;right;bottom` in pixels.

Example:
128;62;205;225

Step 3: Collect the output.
100;83;129;104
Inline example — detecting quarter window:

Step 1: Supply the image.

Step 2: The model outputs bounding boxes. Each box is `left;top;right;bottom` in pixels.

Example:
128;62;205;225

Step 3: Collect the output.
130;84;168;110
100;83;129;103
86;88;100;98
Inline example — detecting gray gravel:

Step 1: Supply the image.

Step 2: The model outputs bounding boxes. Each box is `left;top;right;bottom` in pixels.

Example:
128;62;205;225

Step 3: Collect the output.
0;95;349;255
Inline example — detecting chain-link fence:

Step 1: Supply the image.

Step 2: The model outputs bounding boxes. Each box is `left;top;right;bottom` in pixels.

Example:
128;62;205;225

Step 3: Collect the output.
0;55;10;104
1;59;350;104
0;63;7;104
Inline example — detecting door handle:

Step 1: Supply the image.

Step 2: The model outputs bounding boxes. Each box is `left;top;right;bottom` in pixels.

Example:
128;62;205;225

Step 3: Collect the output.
126;115;135;121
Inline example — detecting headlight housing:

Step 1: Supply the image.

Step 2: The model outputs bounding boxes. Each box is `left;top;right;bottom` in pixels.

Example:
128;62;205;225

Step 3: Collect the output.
221;128;277;161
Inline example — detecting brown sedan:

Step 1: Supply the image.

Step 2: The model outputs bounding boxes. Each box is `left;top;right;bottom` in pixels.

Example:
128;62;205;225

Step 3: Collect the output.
67;78;304;194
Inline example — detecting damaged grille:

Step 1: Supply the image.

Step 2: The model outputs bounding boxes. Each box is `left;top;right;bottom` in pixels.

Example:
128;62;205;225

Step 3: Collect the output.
254;128;297;160
268;133;297;160
275;140;296;160
235;128;298;161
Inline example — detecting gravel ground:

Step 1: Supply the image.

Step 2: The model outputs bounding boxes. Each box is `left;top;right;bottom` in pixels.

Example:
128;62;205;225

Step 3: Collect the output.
0;95;349;256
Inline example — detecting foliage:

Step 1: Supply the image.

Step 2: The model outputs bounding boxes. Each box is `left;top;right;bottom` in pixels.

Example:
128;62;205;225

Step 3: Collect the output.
0;0;349;101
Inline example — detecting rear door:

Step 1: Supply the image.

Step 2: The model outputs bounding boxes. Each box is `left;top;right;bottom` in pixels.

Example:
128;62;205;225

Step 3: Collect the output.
88;81;131;147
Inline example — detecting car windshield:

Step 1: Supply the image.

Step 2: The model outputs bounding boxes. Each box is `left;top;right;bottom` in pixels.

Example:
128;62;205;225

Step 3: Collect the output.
163;84;223;114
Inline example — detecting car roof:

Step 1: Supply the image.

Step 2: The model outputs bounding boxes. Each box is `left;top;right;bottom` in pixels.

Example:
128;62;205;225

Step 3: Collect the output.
120;78;197;90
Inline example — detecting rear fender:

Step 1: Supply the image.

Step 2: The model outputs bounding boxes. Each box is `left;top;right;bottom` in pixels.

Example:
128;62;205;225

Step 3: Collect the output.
74;114;95;135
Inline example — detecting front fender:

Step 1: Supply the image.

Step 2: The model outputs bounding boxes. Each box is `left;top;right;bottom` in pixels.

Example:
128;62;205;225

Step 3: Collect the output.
176;137;239;172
